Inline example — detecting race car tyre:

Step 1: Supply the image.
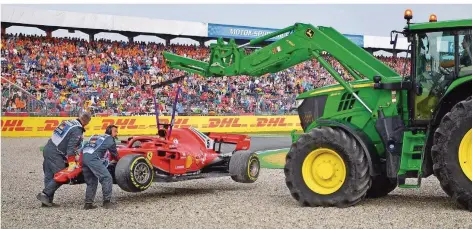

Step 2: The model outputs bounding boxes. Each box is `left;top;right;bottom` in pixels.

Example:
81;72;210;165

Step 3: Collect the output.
68;171;85;185
284;126;371;208
107;163;117;184
115;154;154;192
432;96;472;211
229;151;260;183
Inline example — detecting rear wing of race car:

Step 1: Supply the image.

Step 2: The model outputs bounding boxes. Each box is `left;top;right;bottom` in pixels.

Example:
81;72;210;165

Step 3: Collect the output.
207;133;251;151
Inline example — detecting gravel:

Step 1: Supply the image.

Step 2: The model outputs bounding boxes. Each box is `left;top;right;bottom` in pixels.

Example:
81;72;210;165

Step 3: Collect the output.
2;137;472;229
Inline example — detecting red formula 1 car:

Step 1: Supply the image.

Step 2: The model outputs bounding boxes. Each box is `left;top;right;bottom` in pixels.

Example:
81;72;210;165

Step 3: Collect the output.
115;126;259;192
53;76;260;192
54;126;260;193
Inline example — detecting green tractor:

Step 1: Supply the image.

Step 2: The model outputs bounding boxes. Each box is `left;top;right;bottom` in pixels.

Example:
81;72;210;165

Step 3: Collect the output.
162;9;472;210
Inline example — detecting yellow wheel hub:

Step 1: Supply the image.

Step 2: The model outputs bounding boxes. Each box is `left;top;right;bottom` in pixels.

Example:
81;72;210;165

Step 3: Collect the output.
302;148;346;195
459;128;472;182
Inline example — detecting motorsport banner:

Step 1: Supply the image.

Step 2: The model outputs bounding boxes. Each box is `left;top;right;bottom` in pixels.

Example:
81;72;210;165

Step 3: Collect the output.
208;23;290;42
1;116;303;137
207;23;365;47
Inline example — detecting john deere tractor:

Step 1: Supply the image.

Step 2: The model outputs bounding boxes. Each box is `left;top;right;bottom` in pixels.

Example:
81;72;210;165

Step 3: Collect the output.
162;10;472;210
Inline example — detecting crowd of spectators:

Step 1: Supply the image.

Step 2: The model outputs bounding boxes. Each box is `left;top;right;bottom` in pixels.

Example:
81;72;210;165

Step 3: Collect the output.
1;33;411;116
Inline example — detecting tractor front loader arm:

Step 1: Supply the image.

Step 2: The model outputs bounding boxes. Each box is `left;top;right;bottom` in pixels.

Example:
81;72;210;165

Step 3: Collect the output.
163;25;296;78
164;23;402;115
163;53;213;77
163;23;400;82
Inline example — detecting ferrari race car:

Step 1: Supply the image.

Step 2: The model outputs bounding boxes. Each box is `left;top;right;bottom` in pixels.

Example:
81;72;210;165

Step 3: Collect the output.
52;126;260;192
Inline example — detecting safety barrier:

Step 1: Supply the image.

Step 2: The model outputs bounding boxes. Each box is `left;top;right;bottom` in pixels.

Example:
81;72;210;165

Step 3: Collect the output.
1;116;303;137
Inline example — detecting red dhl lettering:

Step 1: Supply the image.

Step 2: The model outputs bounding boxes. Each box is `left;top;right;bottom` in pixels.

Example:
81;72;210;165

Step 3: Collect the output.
101;119;138;130
256;118;288;127
174;118;190;128
43;120;60;131
155;118;190;128
208;118;242;128
1;119;26;131
157;119;170;124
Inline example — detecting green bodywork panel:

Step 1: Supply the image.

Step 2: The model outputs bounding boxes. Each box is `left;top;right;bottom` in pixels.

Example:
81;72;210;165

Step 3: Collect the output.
296;79;373;99
290;129;301;143
407;18;472;31
445;75;472;95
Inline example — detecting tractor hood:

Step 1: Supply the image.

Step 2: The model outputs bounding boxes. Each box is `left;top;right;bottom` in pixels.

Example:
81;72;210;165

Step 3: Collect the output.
296;79;374;100
296;75;406;100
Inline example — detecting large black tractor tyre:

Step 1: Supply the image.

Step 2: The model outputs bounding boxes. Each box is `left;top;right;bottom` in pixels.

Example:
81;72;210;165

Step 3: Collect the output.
432;96;472;211
115;154;154;192
366;173;397;198
284;126;371;208
229;151;260;183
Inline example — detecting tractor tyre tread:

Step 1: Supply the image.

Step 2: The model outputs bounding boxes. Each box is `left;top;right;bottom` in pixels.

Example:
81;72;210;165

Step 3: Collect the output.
431;96;472;211
284;126;371;208
366;175;397;198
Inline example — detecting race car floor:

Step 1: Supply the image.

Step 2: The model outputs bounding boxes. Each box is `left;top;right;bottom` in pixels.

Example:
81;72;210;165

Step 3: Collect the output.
2;137;472;229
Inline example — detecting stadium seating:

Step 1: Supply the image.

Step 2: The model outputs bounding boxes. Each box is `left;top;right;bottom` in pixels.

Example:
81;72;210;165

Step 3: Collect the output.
1;34;411;116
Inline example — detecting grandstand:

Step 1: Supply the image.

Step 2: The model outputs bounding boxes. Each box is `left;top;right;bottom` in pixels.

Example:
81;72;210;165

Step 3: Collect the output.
1;6;411;117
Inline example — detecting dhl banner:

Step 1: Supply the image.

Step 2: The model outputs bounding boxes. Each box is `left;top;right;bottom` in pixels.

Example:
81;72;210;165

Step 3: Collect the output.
1;116;303;137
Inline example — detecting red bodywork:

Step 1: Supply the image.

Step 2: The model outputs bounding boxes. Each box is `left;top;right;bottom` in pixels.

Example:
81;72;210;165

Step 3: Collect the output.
117;128;250;175
54;127;251;183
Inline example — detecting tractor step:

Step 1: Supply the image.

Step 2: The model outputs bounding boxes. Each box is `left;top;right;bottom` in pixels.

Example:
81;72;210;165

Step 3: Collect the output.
397;131;426;188
398;175;422;188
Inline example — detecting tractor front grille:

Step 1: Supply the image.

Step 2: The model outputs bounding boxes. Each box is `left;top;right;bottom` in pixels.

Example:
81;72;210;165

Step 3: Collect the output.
338;91;358;112
297;95;328;131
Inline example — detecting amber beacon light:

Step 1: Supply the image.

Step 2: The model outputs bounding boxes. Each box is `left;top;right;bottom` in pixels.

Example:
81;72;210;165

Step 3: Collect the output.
429;14;437;22
404;9;413;20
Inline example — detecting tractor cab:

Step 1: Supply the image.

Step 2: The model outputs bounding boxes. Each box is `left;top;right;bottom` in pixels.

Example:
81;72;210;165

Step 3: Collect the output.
393;10;472;124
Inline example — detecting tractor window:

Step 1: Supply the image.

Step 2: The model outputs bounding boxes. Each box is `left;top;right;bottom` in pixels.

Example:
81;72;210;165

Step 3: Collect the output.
458;30;472;77
414;31;455;121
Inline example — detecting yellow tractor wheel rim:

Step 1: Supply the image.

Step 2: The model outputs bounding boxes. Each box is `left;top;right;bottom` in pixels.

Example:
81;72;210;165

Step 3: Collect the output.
459;128;472;182
302;148;346;195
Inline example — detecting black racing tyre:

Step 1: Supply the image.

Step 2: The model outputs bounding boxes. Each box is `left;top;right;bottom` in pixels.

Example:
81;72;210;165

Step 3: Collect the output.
229;151;260;183
431;96;472;211
366;174;397;198
107;163;117;184
115;154;154;192
69;171;85;185
284;126;371;207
